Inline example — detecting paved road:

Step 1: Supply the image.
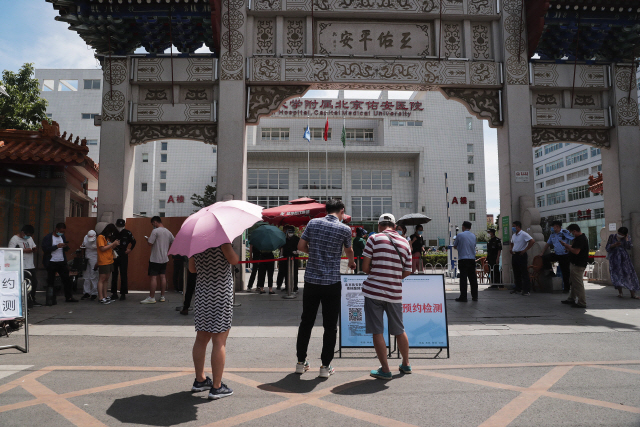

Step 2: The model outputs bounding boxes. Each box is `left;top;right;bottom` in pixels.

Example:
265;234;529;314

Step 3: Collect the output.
0;280;638;426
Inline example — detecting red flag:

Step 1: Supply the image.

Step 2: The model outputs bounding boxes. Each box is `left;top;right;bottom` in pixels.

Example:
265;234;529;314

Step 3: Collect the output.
323;116;329;141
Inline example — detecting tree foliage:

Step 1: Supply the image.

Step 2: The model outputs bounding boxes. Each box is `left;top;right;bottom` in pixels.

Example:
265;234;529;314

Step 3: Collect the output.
476;230;489;242
191;185;217;211
0;63;49;131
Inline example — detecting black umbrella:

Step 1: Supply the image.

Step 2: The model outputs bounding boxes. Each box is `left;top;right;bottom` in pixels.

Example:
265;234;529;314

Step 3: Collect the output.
397;213;432;226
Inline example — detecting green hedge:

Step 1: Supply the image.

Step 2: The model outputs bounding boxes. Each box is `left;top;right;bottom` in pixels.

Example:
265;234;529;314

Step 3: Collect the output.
421;254;484;266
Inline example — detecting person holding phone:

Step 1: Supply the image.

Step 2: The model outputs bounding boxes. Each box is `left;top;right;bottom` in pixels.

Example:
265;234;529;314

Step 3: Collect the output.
42;223;78;305
606;227;640;299
9;225;40;307
541;220;573;293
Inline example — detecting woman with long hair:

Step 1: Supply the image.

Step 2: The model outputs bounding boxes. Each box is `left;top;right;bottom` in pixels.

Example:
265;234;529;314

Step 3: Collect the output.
188;243;239;400
606;227;640;299
97;224;119;304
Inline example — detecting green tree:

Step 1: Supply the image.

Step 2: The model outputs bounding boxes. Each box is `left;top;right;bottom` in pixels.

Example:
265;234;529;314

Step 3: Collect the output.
191;185;217;211
0;63;49;130
476;230;489;242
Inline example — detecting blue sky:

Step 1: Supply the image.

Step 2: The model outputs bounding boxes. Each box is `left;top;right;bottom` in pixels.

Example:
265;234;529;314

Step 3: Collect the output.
0;0;499;216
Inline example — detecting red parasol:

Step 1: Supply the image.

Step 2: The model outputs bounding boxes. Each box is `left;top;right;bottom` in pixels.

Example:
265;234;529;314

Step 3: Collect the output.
262;198;351;227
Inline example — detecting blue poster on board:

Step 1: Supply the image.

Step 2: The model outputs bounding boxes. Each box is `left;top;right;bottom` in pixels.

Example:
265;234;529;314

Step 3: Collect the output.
401;275;448;348
340;275;389;348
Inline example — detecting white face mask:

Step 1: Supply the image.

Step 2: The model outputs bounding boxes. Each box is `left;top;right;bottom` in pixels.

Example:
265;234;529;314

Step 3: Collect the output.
617;234;625;239
116;227;124;232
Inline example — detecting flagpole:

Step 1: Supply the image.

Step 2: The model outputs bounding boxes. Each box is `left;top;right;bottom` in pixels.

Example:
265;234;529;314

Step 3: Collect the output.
307;116;310;197
325;113;328;202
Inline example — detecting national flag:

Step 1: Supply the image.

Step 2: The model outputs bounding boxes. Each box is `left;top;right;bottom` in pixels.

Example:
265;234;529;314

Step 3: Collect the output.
323;116;329;141
303;125;311;142
341;124;346;148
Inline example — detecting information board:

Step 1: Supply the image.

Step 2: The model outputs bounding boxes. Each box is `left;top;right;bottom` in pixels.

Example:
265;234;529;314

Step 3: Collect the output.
401;275;448;348
0;249;24;319
340;275;389;348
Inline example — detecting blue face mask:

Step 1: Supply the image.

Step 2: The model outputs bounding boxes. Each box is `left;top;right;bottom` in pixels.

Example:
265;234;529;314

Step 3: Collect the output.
397;230;403;236
512;227;517;233
23;235;30;240
417;231;423;236
56;232;64;237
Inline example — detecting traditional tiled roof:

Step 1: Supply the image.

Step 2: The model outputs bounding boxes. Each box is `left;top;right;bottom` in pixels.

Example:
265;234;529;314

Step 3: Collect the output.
0;121;90;165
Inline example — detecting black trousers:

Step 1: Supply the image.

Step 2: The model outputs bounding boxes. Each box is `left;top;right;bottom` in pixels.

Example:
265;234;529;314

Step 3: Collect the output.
296;282;341;366
257;260;275;289
46;261;73;302
512;252;531;293
26;268;38;301
458;259;478;300
111;254;129;295
183;271;197;309
542;253;570;291
247;261;259;289
276;258;299;290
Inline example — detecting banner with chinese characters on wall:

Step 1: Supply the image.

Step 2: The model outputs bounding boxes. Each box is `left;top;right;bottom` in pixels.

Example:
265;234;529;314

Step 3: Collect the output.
0;248;24;320
401;275;448;349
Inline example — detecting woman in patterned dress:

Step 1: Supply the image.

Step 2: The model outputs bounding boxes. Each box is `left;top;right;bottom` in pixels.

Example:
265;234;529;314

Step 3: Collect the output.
188;243;239;400
606;227;640;299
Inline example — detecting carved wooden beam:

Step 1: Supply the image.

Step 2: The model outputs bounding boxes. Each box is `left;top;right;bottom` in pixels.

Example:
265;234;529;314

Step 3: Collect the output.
531;128;610;148
440;88;503;128
246;85;310;124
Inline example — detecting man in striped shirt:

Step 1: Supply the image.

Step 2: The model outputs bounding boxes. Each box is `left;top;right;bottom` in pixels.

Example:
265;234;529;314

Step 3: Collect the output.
361;213;413;380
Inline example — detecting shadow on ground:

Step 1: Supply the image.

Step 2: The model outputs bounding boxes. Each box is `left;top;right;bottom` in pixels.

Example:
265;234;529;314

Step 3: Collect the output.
106;391;209;426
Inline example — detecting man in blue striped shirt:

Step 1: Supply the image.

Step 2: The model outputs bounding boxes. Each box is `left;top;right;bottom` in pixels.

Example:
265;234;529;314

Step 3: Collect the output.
295;199;356;378
542;220;573;293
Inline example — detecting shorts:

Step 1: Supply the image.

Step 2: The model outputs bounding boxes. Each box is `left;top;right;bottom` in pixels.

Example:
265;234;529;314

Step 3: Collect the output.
148;261;168;276
98;264;114;275
364;297;404;336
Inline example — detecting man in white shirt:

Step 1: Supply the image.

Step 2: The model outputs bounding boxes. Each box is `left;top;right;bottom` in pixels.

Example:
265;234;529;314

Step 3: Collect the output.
9;225;41;307
509;221;535;296
141;216;175;304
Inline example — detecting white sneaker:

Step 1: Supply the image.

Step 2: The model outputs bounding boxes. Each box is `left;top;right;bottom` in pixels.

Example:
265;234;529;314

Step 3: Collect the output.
319;365;335;378
140;297;156;304
100;298;111;305
159;296;166;302
295;360;310;374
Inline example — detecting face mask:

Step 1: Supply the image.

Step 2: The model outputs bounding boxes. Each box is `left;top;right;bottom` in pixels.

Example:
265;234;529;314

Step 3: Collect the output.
56;232;64;237
116;227;124;232
153;225;158;229
287;232;294;237
618;234;625;239
417;231;423;236
397;230;403;236
512;227;517;233
23;235;30;240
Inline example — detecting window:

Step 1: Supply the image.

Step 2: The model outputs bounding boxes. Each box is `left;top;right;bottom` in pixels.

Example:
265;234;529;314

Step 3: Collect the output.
261;127;290;141
87;139;98;146
591;164;602;174
568;185;590;201
46;113;53;118
536;182;544;189
142;153;149;163
351;170;392;190
42;80;55;91
399;202;413;209
159;183;166;191
83;79;101;90
390;121;423;127
248;196;289;209
159;212;165;217
547;190;566;205
212;147;217;153
299;169;341;190
535;148;543;158
310;128;332;140
536;195;545;207
591;147;601;157
469;213;476;221
211;176;217;184
535;166;544;176
345;128;374;142
544;143;563;155
161;142;168;150
249;169;289;190
351;196;392;221
139;212;147;216
58;79;78;91
468;172;475;181
566;149;588;166
160;171;167;179
399;171;411;177
594;208;605;219
566;168;589;181
545;159;564;173
467;155;474;164
161;154;167;162
467;144;474;153
468;184;475;192
159;200;166;209
469;201;476;209
466;117;473;130
547;214;567;222
545;176;565;186
141;183;148;192
569;212;579;222
82;113;98;120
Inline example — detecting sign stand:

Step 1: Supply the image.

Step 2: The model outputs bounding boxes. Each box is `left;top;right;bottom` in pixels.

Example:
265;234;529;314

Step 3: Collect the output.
0;248;29;353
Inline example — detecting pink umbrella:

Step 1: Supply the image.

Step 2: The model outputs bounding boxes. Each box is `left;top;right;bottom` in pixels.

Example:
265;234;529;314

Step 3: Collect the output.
169;200;263;257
